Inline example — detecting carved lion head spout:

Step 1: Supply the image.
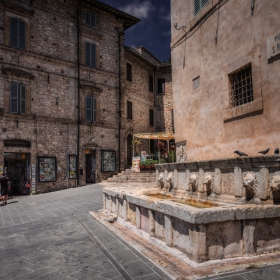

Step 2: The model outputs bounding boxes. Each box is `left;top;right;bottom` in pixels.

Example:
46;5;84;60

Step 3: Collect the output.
243;173;256;201
166;172;174;192
157;172;164;190
204;173;213;195
189;173;199;192
271;175;280;192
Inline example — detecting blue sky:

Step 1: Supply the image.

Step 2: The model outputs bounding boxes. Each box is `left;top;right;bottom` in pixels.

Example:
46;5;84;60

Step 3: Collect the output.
99;0;171;62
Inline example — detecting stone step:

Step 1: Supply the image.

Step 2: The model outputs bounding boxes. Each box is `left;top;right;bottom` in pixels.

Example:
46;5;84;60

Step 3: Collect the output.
107;178;155;182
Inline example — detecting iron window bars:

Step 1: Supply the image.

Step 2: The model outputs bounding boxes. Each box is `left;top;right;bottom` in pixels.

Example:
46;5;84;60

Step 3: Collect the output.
229;64;254;108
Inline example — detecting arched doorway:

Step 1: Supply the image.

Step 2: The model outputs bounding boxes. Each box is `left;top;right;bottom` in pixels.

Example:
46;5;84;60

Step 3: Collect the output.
127;134;133;167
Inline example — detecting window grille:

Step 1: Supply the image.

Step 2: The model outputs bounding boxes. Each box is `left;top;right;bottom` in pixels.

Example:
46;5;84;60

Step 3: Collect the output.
193;76;200;90
149;75;153;92
10;17;26;49
149;109;154;126
10;83;26;114
157;78;165;94
127;101;132;120
85;42;96;68
194;0;209;15
84;12;96;27
85;96;96;122
229;64;254;108
127;63;132;82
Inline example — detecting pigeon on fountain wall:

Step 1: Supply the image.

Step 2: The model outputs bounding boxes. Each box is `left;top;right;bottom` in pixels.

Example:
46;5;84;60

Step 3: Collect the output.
259;148;270;155
234;150;248;156
275;148;279;155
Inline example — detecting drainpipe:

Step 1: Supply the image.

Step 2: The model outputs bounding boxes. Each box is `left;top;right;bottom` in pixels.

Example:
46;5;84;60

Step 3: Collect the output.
76;1;81;187
118;32;124;173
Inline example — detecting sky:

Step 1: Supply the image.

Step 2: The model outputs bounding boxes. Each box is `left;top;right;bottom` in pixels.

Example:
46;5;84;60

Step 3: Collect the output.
99;0;171;62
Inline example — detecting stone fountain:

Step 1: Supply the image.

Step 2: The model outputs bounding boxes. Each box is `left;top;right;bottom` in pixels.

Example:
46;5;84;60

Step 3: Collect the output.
103;155;280;263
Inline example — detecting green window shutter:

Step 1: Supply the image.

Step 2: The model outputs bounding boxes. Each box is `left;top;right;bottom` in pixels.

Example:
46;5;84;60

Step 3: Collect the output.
10;83;19;113
93;97;96;121
19;20;26;50
20;85;26;114
91;44;96;68
10;18;18;47
86;96;93;122
85;42;91;67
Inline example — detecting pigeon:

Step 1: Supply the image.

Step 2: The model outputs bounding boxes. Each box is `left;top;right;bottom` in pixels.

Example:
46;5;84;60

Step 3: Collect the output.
274;148;279;155
234;150;248;156
259;148;270;155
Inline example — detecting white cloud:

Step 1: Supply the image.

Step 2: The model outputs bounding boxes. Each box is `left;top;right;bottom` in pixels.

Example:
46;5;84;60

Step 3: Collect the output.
119;1;154;19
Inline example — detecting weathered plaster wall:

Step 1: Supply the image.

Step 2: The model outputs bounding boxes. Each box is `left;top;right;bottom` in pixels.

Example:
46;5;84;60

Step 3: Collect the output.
171;0;280;161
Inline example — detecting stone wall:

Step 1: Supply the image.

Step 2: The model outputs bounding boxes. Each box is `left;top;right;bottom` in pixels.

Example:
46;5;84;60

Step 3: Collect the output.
171;0;280;161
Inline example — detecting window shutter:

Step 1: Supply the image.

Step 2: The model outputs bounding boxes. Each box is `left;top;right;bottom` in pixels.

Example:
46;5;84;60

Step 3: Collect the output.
127;63;132;82
10;83;19;113
86;96;93;122
158;78;165;93
10;18;18;47
20;85;26;114
85;12;90;25
91;44;96;68
85;42;91;67
149;109;154;126
91;14;96;26
19;20;26;50
93;97;96;121
194;0;209;15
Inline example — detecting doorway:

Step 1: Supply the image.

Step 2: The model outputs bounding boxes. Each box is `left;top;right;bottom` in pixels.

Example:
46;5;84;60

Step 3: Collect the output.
127;134;133;167
86;152;96;184
4;153;31;195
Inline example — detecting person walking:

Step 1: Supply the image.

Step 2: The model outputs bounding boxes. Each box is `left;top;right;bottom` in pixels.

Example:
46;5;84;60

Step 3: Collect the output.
1;173;10;206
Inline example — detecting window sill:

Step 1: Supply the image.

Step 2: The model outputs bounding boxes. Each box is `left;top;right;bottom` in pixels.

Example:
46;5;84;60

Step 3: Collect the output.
223;98;263;122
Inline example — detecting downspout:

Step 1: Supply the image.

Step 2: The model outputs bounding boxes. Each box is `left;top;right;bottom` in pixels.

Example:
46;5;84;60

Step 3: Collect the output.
76;1;81;187
118;31;124;173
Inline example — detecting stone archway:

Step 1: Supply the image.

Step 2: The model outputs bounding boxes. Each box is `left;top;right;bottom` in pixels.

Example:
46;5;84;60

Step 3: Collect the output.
127;134;133;167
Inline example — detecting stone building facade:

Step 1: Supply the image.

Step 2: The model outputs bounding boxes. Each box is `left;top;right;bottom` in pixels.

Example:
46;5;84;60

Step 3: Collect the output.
0;0;172;194
171;0;280;161
123;46;173;166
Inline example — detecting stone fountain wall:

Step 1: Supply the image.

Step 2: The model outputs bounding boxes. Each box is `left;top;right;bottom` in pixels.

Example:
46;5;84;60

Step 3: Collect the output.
155;156;280;204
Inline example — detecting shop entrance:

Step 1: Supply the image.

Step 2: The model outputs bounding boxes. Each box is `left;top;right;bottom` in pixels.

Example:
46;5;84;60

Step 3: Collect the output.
86;151;96;184
4;153;31;195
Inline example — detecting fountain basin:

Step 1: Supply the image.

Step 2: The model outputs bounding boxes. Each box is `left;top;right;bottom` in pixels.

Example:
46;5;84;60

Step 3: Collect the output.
103;186;280;263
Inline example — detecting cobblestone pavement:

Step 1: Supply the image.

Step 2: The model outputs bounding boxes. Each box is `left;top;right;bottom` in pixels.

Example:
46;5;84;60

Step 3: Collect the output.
0;185;169;280
1;185;280;280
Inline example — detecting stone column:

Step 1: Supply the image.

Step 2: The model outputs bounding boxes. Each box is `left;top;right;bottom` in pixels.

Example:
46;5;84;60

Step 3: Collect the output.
234;166;243;198
189;225;207;262
242;220;256;256
112;197;116;213
164;215;173;247
123;200;128;221
148;210;155;237
214;168;222;195
259;168;270;200
103;193;106;209
173;168;178;190
136;206;141;229
186;169;190;192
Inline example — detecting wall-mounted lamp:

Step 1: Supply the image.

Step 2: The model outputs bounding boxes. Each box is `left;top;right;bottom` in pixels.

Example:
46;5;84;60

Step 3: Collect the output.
90;138;94;142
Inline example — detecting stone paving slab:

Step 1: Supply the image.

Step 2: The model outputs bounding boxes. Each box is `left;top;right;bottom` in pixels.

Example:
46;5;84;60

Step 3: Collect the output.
1;184;280;279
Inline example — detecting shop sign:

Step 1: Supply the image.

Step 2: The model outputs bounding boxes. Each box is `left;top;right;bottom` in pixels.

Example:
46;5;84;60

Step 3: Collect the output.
132;156;140;173
267;31;280;59
140;151;146;162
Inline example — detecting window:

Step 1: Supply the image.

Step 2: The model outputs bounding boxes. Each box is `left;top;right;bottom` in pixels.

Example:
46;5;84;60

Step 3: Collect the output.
194;0;209;15
10;17;26;49
149;75;153;92
127;63;132;82
149;109;154;126
158;78;165;94
10;82;26;114
127;101;132;120
229;64;253;107
85;96;96;122
84;12;96;27
101;150;116;172
193;76;200;90
85;42;96;68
